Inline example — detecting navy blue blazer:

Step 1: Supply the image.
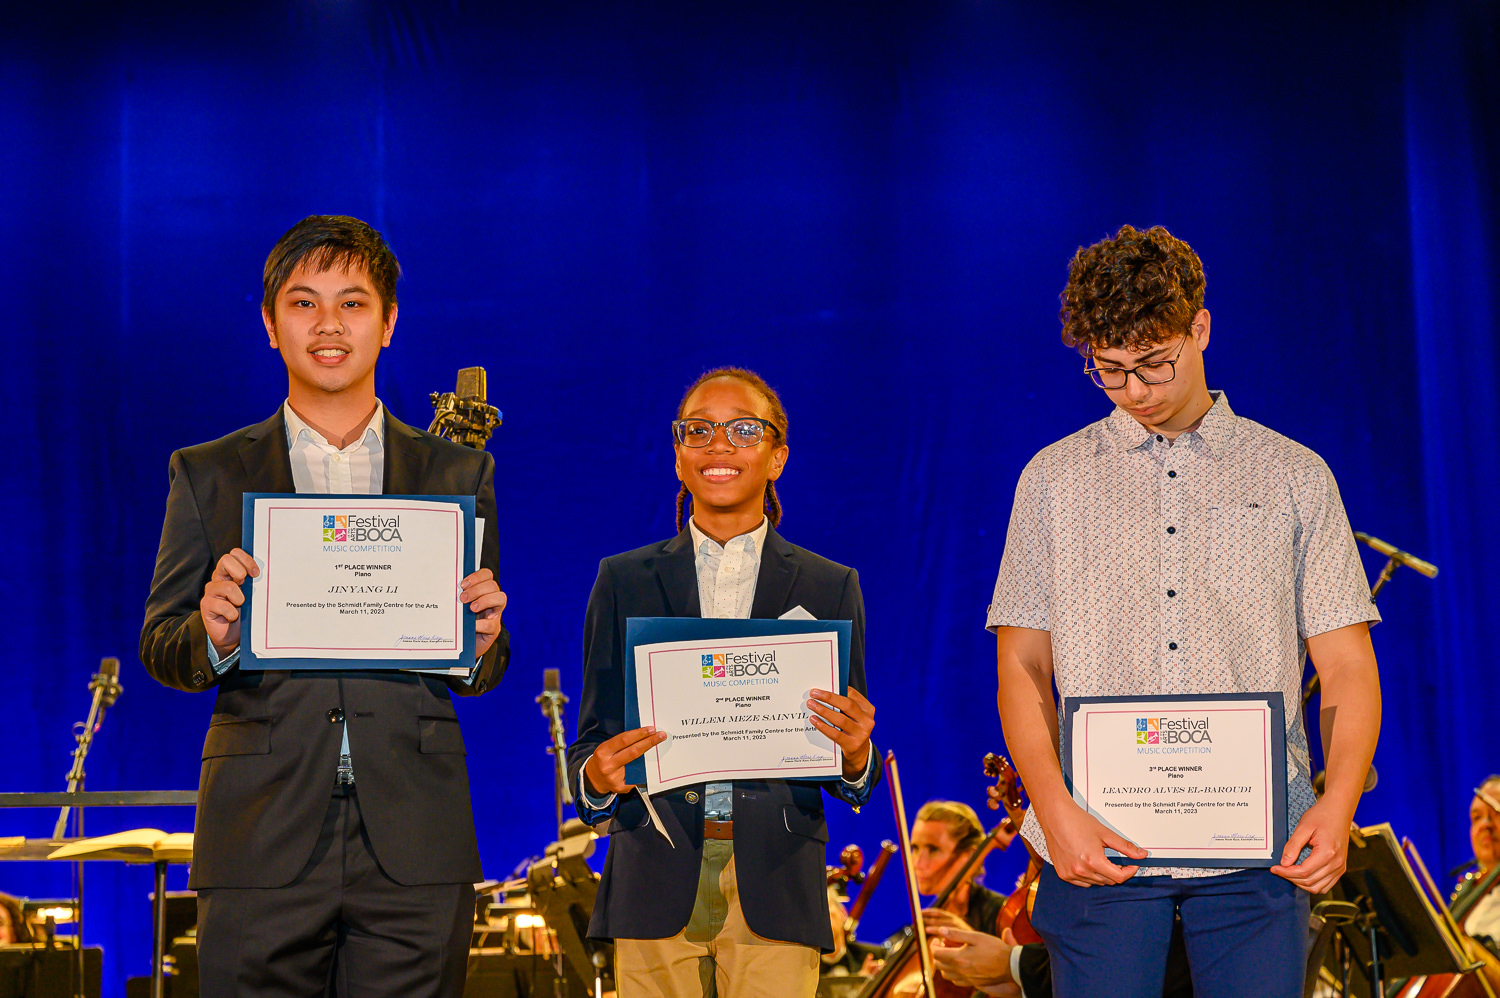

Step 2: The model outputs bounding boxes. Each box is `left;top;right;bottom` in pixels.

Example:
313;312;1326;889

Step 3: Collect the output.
566;526;880;951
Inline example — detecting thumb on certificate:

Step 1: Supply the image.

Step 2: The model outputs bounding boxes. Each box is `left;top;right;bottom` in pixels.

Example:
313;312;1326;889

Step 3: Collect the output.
1102;827;1148;860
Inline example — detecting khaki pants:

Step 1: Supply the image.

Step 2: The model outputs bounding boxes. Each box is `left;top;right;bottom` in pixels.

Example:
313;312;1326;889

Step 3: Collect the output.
614;840;820;998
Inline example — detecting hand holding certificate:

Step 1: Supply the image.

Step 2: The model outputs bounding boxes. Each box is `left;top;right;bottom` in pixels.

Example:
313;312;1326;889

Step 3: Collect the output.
622;618;855;794
1062;693;1288;868
237;494;477;670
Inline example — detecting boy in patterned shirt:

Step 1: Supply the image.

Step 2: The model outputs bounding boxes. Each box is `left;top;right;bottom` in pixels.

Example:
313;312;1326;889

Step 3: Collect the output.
987;225;1382;998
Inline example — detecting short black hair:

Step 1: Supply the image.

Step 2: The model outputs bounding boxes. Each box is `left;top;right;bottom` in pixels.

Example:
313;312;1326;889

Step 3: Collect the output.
262;215;401;321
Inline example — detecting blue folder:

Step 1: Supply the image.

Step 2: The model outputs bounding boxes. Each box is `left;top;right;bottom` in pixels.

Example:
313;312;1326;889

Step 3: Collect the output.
1062;691;1288;868
622;617;852;786
238;493;476;671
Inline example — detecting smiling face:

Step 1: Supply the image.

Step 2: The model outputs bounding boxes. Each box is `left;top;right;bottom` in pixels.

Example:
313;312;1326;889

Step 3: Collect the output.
1089;309;1213;437
1472;783;1500;871
911;819;970;896
674;376;788;534
262;259;395;404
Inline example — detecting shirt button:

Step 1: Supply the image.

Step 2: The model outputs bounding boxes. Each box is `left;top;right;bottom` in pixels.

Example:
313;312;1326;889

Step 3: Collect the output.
1166;589;1176;598
327;708;345;723
1167;470;1177;478
1167;526;1176;534
1169;642;1178;650
1155;434;1164;442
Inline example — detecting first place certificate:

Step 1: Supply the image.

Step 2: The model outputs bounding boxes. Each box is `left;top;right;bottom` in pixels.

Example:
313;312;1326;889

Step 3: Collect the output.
239;493;476;669
1063;693;1288;867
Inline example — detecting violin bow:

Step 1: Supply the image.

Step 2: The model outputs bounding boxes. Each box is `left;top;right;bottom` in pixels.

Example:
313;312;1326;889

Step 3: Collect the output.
885;750;937;998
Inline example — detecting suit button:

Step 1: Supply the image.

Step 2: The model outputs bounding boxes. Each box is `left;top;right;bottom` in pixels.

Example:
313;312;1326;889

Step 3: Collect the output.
685;791;700;804
191;671;207;687
327;708;345;723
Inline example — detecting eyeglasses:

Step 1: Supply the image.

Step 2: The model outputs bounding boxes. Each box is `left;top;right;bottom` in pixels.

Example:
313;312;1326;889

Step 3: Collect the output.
1083;334;1190;389
672;417;779;448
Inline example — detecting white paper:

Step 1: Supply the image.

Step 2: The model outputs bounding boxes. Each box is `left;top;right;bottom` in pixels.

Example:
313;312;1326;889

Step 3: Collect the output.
1069;698;1277;862
249;497;465;660
633;631;842;794
411;517;487;677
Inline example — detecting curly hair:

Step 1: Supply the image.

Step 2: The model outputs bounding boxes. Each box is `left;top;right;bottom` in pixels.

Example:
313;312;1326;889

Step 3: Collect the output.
1059;224;1206;355
674;367;788;532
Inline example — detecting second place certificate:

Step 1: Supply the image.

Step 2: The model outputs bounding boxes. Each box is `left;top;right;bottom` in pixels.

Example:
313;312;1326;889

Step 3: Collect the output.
625;619;853;794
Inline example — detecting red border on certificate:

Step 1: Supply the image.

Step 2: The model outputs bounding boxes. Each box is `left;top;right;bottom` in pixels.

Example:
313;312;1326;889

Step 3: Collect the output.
262;503;462;653
644;635;839;785
1083;706;1271;854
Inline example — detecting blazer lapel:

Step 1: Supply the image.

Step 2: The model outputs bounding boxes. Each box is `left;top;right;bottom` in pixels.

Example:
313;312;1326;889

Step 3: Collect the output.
656;530;701;617
382;409;433;495
750;526;799;619
237;409;296;493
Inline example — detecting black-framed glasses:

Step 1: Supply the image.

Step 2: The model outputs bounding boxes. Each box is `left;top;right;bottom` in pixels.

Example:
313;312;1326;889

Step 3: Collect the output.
672;417;780;448
1083;334;1191;389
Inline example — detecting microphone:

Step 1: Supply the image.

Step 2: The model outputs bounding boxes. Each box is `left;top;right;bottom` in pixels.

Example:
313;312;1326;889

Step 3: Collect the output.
428;367;502;449
1353;532;1438;578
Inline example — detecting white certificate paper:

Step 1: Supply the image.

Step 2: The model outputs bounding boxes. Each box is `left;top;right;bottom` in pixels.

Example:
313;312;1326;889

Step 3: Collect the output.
248;497;466;661
632;632;842;793
1065;694;1287;866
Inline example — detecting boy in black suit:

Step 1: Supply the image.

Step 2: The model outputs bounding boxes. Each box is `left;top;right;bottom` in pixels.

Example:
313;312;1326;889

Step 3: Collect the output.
141;215;508;997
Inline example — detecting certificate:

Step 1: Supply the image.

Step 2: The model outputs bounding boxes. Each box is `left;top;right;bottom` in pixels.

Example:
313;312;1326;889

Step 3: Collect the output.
1062;693;1288;867
622;618;853;794
238;494;476;670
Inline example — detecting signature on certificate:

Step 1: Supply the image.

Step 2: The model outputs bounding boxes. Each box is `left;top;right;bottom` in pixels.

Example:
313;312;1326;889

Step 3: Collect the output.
781;753;834;765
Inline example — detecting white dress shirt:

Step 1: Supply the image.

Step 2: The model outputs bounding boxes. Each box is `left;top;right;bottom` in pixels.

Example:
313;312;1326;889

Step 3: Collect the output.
580;517;872;811
209;400;386;780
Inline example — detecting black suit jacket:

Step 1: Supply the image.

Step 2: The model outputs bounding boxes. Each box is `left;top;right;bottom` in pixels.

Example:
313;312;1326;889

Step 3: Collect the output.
140;407;508;890
565;527;880;951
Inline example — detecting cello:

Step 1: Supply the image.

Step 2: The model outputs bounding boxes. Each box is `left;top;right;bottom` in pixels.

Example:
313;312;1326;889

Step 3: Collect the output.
857;753;1029;998
1391;855;1500;998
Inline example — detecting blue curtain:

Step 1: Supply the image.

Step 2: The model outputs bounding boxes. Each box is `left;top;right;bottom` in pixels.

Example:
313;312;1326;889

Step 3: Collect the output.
0;3;1493;993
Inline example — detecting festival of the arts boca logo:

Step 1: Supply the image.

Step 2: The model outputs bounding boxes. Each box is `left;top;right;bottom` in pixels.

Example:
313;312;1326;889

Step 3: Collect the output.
1136;716;1213;745
323;514;403;543
700;650;780;680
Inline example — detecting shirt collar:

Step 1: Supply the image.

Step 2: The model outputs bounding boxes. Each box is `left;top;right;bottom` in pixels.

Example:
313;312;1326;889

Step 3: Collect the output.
688;516;769;559
1102;390;1236;458
282;400;386;452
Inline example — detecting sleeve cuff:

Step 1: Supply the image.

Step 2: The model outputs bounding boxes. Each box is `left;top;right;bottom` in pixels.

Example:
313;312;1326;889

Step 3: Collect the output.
841;749;876;789
577;755;617;809
207;641;239;675
1010;944;1026;997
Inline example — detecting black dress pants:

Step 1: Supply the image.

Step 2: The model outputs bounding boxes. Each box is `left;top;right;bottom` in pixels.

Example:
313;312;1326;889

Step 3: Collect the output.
196;788;475;998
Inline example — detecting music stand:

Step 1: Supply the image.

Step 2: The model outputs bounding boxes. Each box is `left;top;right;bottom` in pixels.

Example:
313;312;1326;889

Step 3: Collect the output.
1308;823;1474;997
0;790;197;998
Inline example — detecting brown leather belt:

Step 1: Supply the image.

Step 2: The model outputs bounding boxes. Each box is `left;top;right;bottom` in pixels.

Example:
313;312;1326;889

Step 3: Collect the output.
703;819;734;840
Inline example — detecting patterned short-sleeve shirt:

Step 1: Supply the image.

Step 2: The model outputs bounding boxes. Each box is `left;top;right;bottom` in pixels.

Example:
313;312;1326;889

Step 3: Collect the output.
986;392;1379;877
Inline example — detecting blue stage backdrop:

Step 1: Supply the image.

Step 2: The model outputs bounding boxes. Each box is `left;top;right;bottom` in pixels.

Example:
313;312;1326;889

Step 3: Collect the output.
1;2;1495;993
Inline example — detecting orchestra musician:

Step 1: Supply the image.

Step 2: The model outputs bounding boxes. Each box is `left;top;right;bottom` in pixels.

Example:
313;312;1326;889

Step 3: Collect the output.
1456;776;1500;956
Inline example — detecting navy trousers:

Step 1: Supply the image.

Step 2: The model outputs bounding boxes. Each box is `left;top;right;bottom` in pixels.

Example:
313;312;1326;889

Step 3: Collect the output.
1030;863;1308;998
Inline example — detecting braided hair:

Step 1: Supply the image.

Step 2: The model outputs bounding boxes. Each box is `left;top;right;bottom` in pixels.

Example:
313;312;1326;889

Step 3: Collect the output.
674;367;788;532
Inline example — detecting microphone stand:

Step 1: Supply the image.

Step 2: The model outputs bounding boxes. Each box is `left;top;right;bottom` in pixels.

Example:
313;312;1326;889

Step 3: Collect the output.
537;672;573;842
55;658;122;998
